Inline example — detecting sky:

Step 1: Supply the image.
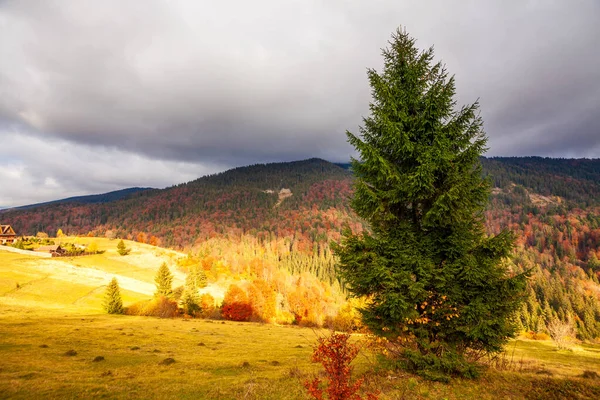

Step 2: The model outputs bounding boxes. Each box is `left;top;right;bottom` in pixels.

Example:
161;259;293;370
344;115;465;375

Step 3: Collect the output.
1;0;599;208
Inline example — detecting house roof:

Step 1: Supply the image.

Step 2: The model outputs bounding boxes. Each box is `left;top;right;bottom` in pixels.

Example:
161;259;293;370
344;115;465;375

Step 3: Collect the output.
0;225;16;236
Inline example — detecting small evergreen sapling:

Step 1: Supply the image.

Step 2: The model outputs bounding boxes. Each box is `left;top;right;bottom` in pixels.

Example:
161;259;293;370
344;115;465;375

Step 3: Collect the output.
180;274;201;316
103;277;124;314
116;239;131;256
154;262;174;298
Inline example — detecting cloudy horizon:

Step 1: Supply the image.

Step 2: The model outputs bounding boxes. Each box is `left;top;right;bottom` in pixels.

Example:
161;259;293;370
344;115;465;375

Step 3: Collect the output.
1;0;599;208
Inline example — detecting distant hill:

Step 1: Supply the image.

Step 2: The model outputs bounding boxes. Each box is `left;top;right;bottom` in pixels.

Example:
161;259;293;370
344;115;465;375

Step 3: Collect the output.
4;157;600;242
2;156;600;339
482;157;600;207
1;158;358;246
8;187;154;211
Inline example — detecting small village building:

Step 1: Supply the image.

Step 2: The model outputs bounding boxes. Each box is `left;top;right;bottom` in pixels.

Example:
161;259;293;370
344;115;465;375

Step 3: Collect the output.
0;225;17;245
34;245;65;257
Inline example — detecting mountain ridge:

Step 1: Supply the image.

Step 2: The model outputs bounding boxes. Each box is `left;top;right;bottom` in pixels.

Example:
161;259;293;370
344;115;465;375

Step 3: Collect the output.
6;187;154;211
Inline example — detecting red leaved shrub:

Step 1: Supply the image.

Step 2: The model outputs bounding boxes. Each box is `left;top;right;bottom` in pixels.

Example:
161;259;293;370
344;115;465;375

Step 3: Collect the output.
304;332;378;400
222;302;253;321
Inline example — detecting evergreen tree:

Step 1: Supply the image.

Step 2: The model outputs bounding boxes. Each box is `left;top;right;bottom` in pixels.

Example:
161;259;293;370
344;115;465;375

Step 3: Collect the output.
180;278;200;316
154;262;174;298
188;265;207;290
334;28;527;378
103;277;124;314
116;239;130;256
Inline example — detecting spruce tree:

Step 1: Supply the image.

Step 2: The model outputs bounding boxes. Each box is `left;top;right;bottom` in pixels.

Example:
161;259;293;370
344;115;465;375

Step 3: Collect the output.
154;262;174;298
103;277;124;314
181;275;201;316
334;28;527;378
117;239;130;256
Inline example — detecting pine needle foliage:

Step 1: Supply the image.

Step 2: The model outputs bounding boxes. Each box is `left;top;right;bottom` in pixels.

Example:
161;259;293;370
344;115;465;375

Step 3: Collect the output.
334;28;527;378
103;277;124;314
154;262;174;298
181;274;201;315
116;239;130;256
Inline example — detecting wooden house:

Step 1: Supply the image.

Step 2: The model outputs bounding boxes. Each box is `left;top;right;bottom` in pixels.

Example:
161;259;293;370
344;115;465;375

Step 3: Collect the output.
34;245;65;257
0;225;17;245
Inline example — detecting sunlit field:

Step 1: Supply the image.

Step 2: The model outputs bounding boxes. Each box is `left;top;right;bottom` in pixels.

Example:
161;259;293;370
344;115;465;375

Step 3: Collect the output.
1;242;600;399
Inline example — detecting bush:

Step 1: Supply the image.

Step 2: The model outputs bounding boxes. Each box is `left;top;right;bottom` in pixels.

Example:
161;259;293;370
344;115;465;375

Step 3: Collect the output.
522;331;551;341
329;301;364;332
222;302;253;321
199;293;219;318
304;332;379;400
125;296;178;318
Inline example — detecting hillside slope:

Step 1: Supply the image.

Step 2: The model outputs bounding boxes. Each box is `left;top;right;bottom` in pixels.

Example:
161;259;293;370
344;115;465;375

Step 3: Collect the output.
0;238;185;311
2;158;357;248
2;157;600;339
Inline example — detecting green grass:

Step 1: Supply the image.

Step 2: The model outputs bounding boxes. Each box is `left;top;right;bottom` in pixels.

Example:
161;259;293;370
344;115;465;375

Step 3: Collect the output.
0;307;320;399
1;307;599;399
1;241;600;399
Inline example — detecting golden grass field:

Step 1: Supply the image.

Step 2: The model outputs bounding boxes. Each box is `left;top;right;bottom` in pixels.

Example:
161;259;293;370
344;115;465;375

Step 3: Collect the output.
1;238;600;399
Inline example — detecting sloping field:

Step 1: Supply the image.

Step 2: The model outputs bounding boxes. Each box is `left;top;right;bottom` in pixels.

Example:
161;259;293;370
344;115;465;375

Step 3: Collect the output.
1;239;600;399
0;238;186;312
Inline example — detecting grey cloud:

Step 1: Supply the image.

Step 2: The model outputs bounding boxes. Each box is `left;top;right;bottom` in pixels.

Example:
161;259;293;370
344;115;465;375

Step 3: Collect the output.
0;131;221;207
0;0;599;206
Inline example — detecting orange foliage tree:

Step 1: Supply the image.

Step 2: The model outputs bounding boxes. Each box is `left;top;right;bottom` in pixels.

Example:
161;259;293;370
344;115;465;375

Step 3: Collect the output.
222;284;252;321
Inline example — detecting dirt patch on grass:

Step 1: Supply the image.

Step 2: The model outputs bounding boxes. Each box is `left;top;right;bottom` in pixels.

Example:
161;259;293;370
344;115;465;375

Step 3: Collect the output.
581;370;599;379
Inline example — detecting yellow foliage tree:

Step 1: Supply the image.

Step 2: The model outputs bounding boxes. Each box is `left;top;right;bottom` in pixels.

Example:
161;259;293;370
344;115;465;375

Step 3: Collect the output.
248;279;277;322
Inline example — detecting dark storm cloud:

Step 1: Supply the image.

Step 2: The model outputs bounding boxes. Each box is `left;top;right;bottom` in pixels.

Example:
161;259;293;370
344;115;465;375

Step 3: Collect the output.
1;0;599;206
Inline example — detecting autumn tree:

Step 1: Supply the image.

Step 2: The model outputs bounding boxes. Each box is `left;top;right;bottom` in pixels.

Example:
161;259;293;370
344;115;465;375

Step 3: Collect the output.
87;241;98;254
334;28;527;379
103;277;124;314
222;284;252;321
200;293;216;316
136;232;147;243
547;316;575;350
154;262;174;298
248;279;277;322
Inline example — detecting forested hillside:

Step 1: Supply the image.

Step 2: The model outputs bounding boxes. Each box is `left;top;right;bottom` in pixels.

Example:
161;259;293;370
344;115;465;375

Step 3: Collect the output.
3;156;600;339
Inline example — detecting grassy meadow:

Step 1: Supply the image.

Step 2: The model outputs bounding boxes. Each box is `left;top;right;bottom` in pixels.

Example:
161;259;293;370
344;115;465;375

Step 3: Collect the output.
1;239;600;399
